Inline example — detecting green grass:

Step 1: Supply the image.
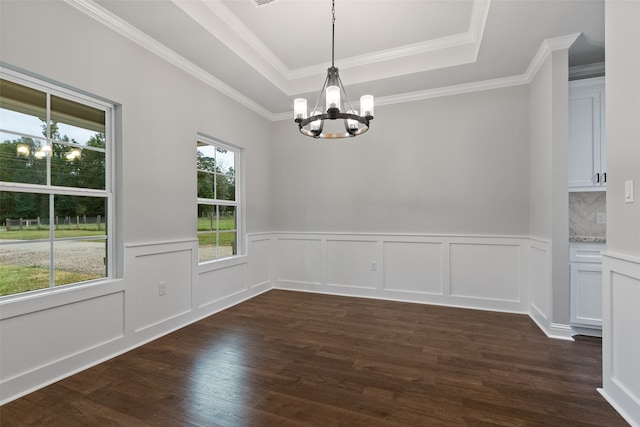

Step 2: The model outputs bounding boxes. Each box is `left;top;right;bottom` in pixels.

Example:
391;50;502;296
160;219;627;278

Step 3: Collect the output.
0;228;106;240
197;216;235;232
0;265;100;296
197;232;236;246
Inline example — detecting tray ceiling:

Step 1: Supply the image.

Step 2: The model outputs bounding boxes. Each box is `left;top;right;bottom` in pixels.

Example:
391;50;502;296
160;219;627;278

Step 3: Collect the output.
80;0;604;119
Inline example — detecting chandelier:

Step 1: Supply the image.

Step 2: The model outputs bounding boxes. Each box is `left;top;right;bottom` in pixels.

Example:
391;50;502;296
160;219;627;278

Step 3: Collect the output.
293;0;374;139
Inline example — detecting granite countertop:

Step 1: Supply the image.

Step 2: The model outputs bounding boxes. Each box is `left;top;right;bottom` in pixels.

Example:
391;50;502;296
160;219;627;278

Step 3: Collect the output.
569;236;606;243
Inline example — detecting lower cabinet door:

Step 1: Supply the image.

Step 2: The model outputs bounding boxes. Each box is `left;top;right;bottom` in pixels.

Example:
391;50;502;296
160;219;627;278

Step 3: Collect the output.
570;262;603;327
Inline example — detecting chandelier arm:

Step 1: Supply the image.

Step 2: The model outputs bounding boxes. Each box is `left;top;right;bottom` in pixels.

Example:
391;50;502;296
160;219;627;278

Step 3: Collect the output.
336;72;356;113
311;72;331;115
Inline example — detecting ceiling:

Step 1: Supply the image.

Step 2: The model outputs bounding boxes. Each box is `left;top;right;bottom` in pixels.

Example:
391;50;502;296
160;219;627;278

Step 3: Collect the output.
75;0;604;119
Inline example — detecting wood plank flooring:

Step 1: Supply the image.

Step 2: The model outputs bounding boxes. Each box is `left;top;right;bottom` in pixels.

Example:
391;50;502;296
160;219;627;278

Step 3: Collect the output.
0;290;628;426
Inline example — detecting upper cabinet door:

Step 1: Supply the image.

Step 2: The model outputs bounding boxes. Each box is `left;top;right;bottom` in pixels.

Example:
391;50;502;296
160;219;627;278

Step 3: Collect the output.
569;77;606;191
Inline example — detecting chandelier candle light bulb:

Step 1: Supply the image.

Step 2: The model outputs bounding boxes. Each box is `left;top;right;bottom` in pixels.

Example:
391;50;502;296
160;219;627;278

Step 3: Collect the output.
293;0;374;139
360;95;374;117
294;98;307;120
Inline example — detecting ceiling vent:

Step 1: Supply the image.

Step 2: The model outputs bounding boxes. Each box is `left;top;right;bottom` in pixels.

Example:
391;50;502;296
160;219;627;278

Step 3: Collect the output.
254;0;276;5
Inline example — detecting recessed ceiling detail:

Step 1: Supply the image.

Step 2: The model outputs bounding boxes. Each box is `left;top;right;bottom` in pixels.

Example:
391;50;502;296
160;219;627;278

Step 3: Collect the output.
65;0;605;120
171;0;491;96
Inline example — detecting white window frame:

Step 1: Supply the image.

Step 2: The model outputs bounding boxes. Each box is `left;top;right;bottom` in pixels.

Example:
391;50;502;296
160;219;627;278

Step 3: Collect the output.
196;133;243;263
0;66;115;298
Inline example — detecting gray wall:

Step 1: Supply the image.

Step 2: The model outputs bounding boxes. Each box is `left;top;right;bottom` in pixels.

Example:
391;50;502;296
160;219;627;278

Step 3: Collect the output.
529;58;553;240
606;1;640;258
528;48;571;326
0;0;274;240
272;87;530;235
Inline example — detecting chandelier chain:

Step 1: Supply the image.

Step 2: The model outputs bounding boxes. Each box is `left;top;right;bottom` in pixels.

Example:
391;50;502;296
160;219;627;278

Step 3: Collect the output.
331;0;336;68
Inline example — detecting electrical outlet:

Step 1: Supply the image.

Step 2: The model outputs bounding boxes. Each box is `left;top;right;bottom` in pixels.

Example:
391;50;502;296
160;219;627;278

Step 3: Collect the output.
596;212;606;224
370;261;377;271
158;281;167;296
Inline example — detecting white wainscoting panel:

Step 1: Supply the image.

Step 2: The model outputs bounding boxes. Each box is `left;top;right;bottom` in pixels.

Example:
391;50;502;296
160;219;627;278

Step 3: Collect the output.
449;242;521;302
383;241;443;294
199;263;248;308
327;239;378;289
274;233;529;313
247;236;272;289
277;237;323;286
135;248;193;332
528;239;551;334
0;291;124;382
601;252;640;426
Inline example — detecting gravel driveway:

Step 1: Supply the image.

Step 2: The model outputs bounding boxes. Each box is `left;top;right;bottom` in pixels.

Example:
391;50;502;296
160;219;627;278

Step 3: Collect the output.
0;240;106;276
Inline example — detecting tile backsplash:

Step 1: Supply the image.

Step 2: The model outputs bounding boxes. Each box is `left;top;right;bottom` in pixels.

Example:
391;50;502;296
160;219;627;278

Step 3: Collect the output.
569;191;606;239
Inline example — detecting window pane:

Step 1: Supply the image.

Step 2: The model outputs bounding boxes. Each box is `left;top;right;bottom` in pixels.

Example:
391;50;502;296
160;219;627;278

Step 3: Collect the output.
197;204;216;231
0;79;47;138
197;170;215;199
218;232;237;258
215;173;235;201
216;149;235;176
54;240;106;286
51;95;105;139
53;195;106;238
198;233;216;263
0;191;49;240
197;143;217;173
219;206;236;230
0;134;48;185
51;142;105;189
0;241;51;296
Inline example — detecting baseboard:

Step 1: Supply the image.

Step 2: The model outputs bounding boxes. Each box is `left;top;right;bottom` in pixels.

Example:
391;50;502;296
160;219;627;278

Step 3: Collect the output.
598;388;640;427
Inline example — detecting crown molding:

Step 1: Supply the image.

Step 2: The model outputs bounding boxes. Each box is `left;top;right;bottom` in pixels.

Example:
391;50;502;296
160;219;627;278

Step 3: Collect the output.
293;0;491;79
569;62;605;79
62;0;275;121
524;32;581;81
172;0;491;95
274;32;580;121
62;0;580;124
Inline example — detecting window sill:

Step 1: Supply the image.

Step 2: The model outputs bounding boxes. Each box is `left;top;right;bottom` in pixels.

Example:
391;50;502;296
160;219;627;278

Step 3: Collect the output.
198;254;248;274
0;278;125;320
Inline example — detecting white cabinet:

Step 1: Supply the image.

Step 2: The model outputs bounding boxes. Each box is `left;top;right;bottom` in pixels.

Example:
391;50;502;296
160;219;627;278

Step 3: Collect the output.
570;243;605;333
569;77;606;191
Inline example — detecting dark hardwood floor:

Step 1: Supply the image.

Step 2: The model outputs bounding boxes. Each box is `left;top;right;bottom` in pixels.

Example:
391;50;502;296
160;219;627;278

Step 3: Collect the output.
0;290;628;426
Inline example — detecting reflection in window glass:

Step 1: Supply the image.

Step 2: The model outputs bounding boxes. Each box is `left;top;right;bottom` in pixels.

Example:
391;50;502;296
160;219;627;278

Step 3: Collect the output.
0;134;48;186
0;79;47;137
51;142;105;189
51;95;105;143
54;240;106;286
0;108;46;139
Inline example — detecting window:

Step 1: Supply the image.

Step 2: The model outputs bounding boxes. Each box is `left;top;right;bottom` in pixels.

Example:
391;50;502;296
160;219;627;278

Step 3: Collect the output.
196;136;240;263
0;69;114;297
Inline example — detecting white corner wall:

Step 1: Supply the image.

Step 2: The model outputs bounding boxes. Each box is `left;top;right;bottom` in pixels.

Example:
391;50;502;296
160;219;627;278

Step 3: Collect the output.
527;43;572;340
600;1;640;425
